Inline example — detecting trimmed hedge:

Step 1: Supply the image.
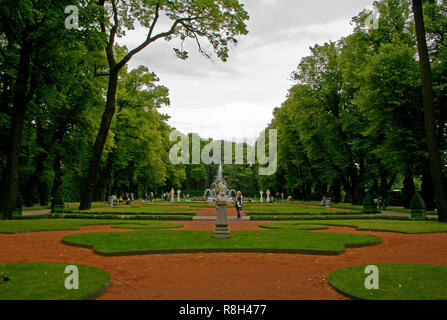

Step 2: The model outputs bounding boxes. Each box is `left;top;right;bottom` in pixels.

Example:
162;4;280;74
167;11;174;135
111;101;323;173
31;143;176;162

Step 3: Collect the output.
249;215;438;221
11;214;53;220
245;211;361;216
68;210;196;216
362;192;378;214
410;193;426;219
54;214;193;221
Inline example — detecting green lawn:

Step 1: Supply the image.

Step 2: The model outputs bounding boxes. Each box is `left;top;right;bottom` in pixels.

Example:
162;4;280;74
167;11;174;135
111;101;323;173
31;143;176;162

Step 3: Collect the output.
328;264;447;300
0;262;110;300
22;205;51;211
62;229;381;256
245;206;360;215
0;219;183;233
71;203;198;216
385;206;437;215
259;219;447;234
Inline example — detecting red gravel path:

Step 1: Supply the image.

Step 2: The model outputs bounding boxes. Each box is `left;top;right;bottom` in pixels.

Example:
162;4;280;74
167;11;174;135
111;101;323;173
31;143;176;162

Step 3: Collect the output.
1;210;447;300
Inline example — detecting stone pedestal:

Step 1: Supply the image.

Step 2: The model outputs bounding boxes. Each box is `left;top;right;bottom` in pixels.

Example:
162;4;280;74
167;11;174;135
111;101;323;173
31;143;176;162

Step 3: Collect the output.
214;200;230;239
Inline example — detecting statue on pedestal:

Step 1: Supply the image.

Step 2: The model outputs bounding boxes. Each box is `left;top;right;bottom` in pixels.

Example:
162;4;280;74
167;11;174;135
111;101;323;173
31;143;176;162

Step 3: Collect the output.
214;179;230;239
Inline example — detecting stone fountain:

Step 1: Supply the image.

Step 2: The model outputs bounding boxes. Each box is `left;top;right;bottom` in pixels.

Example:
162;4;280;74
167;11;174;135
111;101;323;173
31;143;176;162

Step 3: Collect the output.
203;164;237;203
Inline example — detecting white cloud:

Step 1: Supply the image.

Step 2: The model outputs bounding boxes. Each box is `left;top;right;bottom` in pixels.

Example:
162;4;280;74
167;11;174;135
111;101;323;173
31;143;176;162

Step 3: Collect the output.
119;0;375;141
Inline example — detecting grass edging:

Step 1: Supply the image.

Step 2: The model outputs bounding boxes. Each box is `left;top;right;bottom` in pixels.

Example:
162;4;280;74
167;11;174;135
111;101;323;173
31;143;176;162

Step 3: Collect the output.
61;237;382;257
86;280;111;300
250;215;438;221
54;214;193;221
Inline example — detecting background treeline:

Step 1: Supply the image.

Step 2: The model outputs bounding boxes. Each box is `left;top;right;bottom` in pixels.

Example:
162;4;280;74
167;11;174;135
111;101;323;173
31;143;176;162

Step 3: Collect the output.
1;0;447;214
0;0;250;217
260;0;447;209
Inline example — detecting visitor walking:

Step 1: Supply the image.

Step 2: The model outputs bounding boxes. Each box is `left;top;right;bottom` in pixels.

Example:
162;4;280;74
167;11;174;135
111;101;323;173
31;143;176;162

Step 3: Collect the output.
235;191;243;219
150;192;154;202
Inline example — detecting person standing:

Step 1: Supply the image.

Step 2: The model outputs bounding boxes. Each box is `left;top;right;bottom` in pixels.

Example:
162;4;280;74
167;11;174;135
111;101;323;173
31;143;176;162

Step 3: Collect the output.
235;191;243;219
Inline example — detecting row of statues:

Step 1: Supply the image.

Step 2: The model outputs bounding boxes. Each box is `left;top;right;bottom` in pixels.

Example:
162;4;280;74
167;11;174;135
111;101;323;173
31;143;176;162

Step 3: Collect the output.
167;189;182;202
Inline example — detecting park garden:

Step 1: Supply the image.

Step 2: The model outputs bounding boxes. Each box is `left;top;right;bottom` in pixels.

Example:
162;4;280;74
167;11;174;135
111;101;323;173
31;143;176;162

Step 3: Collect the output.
2;0;447;301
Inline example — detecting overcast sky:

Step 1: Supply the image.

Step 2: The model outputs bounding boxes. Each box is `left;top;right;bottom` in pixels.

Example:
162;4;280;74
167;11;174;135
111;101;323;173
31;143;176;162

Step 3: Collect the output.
119;0;374;144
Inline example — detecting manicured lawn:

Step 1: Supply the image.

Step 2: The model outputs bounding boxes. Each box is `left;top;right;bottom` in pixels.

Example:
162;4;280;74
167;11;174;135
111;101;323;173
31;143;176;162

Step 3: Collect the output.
385;206;437;215
62;229;381;256
22;205;51;211
0;262;110;300
328;264;447;300
0;219;183;233
66;202;109;209
72;203;198;215
245;206;359;215
259;220;447;234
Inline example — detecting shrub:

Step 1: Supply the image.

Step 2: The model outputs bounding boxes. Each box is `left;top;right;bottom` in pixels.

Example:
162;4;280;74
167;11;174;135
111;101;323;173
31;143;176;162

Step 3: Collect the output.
410;193;426;219
363;192;378;214
12;193;23;217
15;193;23;209
51;190;65;213
343;193;351;203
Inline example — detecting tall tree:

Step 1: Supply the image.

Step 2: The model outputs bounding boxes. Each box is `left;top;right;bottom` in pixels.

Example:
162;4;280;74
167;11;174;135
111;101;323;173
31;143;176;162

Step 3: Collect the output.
412;0;447;221
79;0;249;209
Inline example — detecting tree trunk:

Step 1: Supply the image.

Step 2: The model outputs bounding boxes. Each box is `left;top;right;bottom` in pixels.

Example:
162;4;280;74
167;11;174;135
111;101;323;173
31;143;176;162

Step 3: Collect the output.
330;178;341;203
402;173;416;209
0;42;33;219
421;169;436;211
79;69;119;210
412;0;447;221
50;153;63;199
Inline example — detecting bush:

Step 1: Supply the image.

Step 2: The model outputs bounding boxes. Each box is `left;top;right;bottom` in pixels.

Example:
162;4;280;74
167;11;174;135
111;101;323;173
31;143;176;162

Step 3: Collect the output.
410;193;426;219
343;193;351;204
15;193;23;209
53;214;193;221
363;192;378;214
51;190;65;213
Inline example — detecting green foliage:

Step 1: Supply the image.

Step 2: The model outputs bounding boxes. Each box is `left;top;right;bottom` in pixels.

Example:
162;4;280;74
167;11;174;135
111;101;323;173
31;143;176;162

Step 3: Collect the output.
15;193;23;210
51;190;64;206
410;192;427;218
363;192;378;214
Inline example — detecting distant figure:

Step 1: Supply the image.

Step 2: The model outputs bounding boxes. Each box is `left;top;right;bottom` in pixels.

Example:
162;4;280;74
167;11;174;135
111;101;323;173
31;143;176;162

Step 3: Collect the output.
130;192;134;202
150;192;154;202
235;191;243;219
321;196;327;206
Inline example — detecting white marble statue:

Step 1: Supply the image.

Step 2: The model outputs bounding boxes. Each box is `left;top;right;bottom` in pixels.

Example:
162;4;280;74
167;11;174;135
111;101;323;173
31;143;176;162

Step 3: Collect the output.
266;189;270;202
170;188;175;202
177;189;181;202
260;190;264;202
